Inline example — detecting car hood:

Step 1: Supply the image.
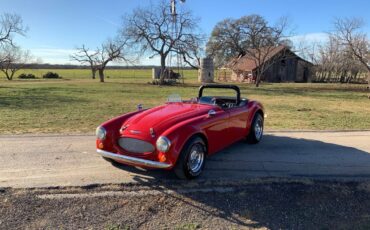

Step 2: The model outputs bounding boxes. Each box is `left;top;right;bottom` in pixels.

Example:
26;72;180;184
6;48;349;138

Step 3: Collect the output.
120;102;213;140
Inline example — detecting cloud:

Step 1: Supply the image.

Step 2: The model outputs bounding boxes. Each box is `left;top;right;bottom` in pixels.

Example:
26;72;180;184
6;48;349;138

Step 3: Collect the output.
290;32;329;45
29;48;79;64
95;16;120;27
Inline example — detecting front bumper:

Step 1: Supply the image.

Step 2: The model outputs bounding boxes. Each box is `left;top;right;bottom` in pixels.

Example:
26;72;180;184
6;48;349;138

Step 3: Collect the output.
97;149;172;169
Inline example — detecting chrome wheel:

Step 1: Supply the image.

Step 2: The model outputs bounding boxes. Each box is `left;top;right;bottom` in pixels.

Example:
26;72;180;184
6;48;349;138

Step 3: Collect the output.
174;136;207;179
254;116;263;141
246;113;264;144
188;143;205;174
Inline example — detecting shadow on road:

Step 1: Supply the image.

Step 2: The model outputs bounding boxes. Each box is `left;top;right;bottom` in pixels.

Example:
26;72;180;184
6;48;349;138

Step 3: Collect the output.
107;134;370;228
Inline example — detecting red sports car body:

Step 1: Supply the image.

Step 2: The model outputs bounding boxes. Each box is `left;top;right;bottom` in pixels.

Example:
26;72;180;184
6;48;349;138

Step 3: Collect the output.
96;84;264;179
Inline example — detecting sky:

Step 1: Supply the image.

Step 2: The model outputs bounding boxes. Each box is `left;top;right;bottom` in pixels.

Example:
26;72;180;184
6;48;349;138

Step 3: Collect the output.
1;0;369;65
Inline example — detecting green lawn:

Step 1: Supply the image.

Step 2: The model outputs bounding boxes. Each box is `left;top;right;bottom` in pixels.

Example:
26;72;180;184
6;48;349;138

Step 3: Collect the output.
0;69;369;134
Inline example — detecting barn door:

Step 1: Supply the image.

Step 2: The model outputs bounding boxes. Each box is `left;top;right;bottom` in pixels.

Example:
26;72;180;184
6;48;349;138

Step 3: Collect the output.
303;67;308;82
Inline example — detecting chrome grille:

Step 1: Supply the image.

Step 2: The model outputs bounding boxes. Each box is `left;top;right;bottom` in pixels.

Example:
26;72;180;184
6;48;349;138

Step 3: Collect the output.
118;137;155;154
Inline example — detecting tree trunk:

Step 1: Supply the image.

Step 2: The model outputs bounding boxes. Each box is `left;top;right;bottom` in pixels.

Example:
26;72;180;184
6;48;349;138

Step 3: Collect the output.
91;69;96;79
159;54;166;85
255;70;261;87
10;70;15;80
98;68;104;82
352;52;370;91
366;67;370;88
5;72;11;80
1;68;12;80
2;70;13;81
340;71;346;83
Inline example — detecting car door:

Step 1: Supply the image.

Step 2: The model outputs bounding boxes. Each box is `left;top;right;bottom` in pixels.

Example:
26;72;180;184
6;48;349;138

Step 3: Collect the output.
202;108;230;154
227;105;249;143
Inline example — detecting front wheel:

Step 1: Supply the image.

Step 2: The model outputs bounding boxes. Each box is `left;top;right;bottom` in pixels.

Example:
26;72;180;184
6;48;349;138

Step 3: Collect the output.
174;136;206;179
246;113;264;144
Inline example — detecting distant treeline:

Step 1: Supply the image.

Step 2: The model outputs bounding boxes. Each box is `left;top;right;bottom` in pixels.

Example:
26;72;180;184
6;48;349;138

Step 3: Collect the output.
19;63;195;70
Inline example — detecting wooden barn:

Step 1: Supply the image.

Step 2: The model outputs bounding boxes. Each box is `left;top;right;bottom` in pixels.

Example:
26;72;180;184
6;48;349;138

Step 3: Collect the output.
226;45;313;83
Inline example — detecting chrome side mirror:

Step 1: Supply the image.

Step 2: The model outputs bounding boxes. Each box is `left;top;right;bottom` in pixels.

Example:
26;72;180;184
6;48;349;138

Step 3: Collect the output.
208;109;216;117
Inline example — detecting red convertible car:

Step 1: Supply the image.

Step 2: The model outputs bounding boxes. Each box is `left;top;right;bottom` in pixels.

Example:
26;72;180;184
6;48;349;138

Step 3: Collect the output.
96;84;264;179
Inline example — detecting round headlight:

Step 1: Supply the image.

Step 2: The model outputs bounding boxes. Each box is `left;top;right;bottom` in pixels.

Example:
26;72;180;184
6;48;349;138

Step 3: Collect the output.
96;126;106;140
156;136;171;153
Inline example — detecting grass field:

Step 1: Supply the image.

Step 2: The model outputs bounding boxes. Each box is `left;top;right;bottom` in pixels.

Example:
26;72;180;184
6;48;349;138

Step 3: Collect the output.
0;69;369;134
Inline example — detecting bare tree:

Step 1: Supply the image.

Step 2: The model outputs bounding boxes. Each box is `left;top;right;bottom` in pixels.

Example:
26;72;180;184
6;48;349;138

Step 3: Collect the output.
317;37;341;82
332;17;369;89
0;45;30;80
177;35;205;69
0;13;27;47
121;1;203;84
295;39;321;65
206;15;290;87
71;39;130;83
71;45;98;79
298;35;367;84
95;40;128;82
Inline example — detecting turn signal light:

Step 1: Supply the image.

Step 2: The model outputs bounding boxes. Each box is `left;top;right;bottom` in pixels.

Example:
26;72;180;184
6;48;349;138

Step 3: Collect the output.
158;152;167;162
98;142;104;149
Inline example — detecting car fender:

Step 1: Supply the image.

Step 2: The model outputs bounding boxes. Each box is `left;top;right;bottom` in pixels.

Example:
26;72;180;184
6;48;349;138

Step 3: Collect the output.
246;101;264;131
97;110;147;152
160;114;208;165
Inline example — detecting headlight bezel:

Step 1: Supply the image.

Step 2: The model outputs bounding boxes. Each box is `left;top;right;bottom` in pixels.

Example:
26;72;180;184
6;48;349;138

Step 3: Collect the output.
96;126;107;140
156;136;171;153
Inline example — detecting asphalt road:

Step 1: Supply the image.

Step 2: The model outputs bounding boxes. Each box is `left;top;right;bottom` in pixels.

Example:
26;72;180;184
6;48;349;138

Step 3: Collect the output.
1;131;370;188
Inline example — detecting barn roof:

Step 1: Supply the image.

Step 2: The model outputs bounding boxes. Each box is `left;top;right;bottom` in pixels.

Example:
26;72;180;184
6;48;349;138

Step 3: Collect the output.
226;45;311;72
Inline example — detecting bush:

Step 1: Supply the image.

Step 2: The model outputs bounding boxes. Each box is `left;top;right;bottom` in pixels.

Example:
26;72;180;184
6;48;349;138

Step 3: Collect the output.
18;73;36;79
42;72;61;79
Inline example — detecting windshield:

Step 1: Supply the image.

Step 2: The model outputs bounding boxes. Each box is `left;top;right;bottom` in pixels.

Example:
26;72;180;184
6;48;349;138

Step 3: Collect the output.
167;94;182;103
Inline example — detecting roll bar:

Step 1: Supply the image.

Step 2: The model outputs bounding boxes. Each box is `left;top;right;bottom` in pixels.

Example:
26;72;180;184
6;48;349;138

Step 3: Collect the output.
198;84;241;105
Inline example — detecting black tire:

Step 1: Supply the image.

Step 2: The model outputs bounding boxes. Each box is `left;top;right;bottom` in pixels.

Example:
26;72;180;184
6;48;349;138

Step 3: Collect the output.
246;113;264;144
174;136;206;179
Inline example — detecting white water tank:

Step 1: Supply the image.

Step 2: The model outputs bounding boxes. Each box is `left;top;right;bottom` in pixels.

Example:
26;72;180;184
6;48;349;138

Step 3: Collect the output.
198;58;214;83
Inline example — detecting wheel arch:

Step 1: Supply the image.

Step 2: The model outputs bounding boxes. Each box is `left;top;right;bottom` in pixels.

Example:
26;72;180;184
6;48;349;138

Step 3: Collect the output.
162;118;210;167
173;131;208;179
246;101;265;132
187;132;209;155
255;109;264;119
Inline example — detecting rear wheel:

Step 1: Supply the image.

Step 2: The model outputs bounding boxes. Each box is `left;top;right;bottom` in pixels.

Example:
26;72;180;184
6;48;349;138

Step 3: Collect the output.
174;136;206;179
246;113;264;144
